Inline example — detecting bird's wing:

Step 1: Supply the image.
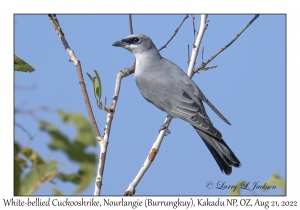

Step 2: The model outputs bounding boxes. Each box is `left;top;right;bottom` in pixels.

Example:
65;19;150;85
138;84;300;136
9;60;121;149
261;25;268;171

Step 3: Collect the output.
159;58;231;126
181;74;231;125
167;85;223;140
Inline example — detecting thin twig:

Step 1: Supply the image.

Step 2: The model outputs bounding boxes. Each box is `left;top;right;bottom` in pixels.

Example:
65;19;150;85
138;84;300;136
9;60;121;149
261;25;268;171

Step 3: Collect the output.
191;14;196;43
15;106;53;115
15;122;34;141
201;47;204;63
124;15;208;196
187;44;191;67
129;14;134;35
15;122;36;161
15;106;53;121
158;14;189;51
193;14;260;74
48;14;101;139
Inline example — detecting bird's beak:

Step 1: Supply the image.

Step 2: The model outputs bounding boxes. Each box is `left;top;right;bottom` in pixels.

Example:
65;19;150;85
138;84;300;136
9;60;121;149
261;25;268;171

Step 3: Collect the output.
112;40;125;47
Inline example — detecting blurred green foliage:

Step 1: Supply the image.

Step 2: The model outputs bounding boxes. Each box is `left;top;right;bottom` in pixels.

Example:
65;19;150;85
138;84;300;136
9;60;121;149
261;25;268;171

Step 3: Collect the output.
14;111;96;195
14;57;97;195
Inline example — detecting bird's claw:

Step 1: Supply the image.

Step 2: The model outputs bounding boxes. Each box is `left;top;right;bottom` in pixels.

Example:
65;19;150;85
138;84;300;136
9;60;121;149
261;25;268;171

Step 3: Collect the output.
165;128;171;136
159;124;171;136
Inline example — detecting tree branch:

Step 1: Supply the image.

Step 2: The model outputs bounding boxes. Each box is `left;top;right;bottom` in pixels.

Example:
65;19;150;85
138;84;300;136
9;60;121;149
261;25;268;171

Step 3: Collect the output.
15;106;52;115
124;15;208;196
158;15;189;51
48;14;101;139
15;106;54;121
48;14;113;195
193;14;260;74
94;64;135;196
187;15;208;77
15;122;34;141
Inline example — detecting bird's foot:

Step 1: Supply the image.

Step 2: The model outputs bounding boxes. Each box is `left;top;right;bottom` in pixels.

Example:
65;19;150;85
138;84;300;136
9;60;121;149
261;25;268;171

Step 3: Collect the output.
158;124;171;136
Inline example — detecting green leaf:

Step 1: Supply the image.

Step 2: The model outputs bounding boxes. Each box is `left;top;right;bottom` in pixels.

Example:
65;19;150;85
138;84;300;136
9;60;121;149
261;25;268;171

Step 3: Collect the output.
86;71;104;109
14;54;35;72
92;79;100;105
230;181;243;195
57;172;81;184
86;72;93;82
94;70;102;102
57;164;95;195
17;158;28;168
262;173;286;195
14;157;22;195
52;188;64;195
67;142;96;162
40;120;71;153
73;161;95;195
14;142;21;156
87;72;99;106
19;160;58;195
40;113;96;162
14;142;29;168
57;111;96;147
22;148;44;165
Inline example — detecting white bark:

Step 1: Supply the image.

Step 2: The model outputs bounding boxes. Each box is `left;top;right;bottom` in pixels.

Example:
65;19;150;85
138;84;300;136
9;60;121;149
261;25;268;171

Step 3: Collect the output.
187;14;208;77
94;70;128;195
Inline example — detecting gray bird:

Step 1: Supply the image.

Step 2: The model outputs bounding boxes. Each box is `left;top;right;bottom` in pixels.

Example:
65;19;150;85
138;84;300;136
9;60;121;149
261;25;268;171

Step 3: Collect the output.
112;34;241;175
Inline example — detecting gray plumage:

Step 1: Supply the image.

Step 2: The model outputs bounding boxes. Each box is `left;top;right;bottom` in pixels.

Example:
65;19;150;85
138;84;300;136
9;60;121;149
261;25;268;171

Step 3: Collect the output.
112;34;241;175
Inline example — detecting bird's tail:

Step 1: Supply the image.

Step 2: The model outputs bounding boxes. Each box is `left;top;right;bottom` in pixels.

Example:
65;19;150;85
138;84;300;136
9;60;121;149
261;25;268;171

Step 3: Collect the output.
194;127;241;175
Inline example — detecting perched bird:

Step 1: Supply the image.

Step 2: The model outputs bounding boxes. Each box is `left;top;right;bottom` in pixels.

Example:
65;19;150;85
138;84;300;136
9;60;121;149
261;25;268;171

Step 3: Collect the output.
112;34;241;175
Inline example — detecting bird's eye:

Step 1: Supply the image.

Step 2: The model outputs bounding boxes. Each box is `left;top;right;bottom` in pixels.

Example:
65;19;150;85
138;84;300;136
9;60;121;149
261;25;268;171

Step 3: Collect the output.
133;38;139;43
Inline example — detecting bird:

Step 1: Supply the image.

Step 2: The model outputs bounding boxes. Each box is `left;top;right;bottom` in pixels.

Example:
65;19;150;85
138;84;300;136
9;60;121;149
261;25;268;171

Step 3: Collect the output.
112;34;241;175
